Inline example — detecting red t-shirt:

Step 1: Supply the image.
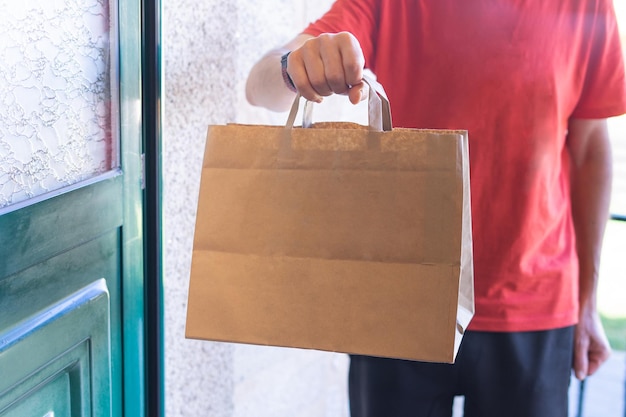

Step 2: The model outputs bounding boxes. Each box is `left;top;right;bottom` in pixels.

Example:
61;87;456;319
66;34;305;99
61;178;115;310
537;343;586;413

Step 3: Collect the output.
304;0;626;331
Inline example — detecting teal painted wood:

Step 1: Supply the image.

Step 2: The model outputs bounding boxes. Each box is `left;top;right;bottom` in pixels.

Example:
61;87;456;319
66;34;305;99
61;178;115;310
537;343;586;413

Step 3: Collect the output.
0;174;123;279
118;0;149;414
0;179;124;416
0;280;111;416
0;230;121;416
0;230;121;336
2;374;73;417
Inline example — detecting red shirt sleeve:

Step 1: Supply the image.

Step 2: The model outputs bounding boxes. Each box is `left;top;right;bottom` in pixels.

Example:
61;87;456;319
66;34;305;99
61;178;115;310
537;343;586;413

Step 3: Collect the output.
571;0;626;118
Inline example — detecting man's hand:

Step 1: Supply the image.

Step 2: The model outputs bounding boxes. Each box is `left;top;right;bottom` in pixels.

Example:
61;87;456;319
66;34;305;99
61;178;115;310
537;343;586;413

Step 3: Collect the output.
573;304;611;380
286;32;365;105
246;32;366;111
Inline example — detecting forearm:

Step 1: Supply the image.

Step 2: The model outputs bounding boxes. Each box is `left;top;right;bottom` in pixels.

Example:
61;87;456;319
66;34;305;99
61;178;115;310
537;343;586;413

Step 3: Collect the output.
246;34;315;112
245;48;297;112
568;119;613;311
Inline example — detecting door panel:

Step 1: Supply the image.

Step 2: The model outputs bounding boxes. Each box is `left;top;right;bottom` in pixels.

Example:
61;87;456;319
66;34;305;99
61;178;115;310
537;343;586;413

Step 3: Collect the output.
0;180;123;416
0;280;111;417
0;174;123;278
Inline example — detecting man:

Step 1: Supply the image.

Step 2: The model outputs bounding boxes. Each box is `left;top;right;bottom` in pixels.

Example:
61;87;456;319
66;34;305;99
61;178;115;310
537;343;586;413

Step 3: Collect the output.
245;1;626;416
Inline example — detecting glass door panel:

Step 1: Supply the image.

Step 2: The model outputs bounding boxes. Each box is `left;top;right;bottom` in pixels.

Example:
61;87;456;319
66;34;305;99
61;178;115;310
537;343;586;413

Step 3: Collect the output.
0;0;117;209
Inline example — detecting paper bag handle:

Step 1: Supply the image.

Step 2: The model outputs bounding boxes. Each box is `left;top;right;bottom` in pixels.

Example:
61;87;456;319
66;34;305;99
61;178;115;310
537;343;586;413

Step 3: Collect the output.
285;74;392;132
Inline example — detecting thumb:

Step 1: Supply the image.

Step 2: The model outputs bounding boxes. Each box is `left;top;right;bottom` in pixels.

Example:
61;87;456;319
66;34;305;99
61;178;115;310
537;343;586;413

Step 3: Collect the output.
348;82;365;105
573;337;589;380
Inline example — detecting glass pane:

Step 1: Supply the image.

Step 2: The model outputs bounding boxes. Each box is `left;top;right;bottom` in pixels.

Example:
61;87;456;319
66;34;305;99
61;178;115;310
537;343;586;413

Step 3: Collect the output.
0;0;116;209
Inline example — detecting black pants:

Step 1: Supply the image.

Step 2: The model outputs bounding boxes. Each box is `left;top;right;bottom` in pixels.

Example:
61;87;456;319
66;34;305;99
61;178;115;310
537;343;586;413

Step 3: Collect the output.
349;326;575;417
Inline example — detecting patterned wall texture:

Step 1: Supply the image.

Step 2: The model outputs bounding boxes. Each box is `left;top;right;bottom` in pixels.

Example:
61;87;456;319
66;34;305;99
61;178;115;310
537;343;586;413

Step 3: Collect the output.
0;0;113;209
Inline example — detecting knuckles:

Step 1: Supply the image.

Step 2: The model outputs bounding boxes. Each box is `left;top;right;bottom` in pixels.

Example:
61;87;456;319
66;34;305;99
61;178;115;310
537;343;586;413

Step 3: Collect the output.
290;31;364;97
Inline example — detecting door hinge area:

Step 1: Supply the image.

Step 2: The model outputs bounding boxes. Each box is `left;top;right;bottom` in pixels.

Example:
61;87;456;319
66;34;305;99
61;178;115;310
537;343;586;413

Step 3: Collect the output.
140;153;146;190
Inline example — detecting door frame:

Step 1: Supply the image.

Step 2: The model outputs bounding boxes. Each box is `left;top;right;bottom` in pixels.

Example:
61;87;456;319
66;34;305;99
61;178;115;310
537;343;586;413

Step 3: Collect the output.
119;0;164;414
141;0;164;416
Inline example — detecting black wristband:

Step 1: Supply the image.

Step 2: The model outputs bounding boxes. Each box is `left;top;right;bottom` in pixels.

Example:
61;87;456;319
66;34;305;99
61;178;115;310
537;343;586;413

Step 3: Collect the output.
281;52;297;92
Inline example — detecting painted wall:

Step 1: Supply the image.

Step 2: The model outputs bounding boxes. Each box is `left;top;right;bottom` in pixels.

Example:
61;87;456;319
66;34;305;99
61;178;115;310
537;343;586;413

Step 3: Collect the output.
163;1;362;416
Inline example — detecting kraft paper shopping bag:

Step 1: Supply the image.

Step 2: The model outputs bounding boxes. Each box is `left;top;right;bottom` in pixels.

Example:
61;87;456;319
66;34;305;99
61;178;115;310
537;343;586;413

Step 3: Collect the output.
186;78;474;363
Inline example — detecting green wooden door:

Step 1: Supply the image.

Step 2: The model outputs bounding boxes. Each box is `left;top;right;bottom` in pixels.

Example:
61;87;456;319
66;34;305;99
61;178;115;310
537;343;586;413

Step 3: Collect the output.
0;0;152;416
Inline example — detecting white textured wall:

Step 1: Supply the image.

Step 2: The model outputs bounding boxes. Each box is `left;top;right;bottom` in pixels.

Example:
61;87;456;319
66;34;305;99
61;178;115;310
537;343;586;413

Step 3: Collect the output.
163;1;360;416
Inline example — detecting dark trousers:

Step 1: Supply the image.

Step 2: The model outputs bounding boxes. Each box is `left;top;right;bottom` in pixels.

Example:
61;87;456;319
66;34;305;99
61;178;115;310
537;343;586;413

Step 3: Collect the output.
349;326;575;417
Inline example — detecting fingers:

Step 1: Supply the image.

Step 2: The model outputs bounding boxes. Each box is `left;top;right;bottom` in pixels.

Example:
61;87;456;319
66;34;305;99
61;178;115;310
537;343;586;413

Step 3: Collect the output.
573;314;612;380
573;334;589;380
287;32;365;104
586;341;611;376
574;339;611;380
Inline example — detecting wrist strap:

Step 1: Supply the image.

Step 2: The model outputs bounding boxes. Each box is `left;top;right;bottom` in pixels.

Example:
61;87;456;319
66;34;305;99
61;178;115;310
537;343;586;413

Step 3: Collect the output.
281;52;297;93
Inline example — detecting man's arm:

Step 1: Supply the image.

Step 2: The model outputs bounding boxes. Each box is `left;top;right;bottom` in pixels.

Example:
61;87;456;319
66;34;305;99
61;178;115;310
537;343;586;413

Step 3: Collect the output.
245;32;365;111
567;118;613;380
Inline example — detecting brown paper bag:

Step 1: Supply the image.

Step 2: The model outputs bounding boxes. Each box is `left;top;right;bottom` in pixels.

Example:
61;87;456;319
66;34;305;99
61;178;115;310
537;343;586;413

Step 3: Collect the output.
186;79;474;363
